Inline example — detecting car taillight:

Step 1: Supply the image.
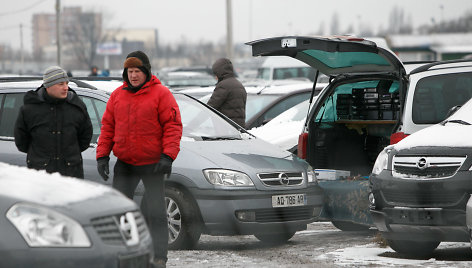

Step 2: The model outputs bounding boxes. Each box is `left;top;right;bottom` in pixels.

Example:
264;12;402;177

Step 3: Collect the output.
390;132;408;144
297;133;308;159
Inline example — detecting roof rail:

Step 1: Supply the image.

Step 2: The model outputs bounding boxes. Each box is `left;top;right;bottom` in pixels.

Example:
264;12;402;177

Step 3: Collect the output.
410;59;472;75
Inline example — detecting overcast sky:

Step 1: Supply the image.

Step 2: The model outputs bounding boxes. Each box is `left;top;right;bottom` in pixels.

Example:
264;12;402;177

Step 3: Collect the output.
1;0;471;52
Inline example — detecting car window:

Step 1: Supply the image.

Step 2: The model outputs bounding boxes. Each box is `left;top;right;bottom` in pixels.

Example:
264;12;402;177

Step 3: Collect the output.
260;92;311;124
0;93;24;137
314;80;400;123
273;67;315;80
412;72;472;124
245;94;279;120
79;96;107;143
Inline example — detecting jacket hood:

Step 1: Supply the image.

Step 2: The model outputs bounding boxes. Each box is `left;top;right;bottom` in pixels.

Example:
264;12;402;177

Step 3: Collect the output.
212;58;235;80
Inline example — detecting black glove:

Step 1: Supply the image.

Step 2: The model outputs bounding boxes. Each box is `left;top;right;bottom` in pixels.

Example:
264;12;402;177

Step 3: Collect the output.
97;156;110;181
153;154;173;175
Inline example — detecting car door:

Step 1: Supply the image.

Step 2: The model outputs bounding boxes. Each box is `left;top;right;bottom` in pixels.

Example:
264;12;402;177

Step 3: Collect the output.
0;91;26;166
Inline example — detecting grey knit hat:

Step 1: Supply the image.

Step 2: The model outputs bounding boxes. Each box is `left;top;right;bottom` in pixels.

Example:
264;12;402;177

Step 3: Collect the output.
43;66;69;88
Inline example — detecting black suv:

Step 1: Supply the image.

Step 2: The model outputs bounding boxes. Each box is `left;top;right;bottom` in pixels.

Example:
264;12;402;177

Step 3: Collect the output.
369;98;472;257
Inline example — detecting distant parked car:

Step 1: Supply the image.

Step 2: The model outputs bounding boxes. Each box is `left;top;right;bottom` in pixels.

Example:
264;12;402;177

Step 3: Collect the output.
0;77;324;249
159;71;216;90
249;99;313;153
370;97;472;257
200;80;326;129
0;162;153;268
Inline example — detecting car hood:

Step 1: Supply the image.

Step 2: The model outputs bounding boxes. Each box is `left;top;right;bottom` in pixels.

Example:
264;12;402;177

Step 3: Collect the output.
246;36;404;77
176;138;306;173
394;123;472;151
0;163;137;223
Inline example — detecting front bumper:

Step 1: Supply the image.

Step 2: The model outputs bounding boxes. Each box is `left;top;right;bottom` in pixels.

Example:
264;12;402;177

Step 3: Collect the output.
370;170;472;242
192;185;324;235
371;207;468;242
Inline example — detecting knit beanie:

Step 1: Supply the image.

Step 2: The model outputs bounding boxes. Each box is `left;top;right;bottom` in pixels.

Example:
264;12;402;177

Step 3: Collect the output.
43;66;69;88
122;51;152;84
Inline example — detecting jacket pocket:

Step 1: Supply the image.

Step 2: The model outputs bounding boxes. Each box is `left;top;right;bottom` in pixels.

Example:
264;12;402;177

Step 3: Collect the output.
64;155;83;167
27;157;50;170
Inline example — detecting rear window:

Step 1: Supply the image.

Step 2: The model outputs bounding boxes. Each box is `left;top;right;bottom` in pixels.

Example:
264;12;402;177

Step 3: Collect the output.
412;72;472;124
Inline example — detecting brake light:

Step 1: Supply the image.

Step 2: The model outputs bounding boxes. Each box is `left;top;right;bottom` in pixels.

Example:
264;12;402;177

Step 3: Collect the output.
297;133;308;159
390;132;408;144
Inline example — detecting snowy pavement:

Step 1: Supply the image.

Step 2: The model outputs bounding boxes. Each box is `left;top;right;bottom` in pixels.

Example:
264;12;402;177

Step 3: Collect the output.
167;222;472;267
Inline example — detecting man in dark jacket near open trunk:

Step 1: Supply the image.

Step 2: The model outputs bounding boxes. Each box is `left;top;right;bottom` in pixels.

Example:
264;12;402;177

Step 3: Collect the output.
207;58;247;128
14;66;93;178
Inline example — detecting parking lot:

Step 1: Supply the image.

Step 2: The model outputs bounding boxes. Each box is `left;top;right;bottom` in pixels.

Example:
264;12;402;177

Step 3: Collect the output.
168;222;472;267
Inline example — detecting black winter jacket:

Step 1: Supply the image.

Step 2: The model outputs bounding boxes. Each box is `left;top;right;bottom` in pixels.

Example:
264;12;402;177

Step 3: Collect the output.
14;86;93;178
207;58;247;128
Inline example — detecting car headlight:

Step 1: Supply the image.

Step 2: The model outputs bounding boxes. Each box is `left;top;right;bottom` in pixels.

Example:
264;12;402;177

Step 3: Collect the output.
6;203;91;247
306;166;317;184
203;169;254;186
371;148;390;175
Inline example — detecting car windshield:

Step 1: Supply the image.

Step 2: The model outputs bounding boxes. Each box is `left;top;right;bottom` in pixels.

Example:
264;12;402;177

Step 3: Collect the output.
245;94;279;120
446;97;472;123
174;94;243;140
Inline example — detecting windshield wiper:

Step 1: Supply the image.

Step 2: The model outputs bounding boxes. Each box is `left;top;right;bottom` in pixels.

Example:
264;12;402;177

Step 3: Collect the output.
441;119;471;126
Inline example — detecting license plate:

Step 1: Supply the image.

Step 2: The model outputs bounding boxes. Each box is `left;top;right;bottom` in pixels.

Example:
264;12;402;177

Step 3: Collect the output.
272;194;306;208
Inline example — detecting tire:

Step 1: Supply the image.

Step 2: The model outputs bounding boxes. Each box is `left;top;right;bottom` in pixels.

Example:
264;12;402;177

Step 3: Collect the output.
331;220;370;231
165;187;202;250
387;239;440;257
254;231;296;244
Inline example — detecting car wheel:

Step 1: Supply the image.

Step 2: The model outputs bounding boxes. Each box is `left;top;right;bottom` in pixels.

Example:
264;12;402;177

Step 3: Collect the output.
166;187;202;250
331;220;371;231
254;231;296;244
387;239;440;257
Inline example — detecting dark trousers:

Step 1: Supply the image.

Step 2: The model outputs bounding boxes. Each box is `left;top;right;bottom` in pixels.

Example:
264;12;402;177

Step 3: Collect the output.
112;159;168;261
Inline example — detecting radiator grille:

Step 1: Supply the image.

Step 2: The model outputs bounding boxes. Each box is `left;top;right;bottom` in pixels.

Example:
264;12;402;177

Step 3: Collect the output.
257;172;304;186
91;210;149;245
393;156;465;179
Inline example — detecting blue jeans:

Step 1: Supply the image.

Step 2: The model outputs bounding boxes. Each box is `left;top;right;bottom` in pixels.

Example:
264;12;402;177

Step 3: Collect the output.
112;159;168;261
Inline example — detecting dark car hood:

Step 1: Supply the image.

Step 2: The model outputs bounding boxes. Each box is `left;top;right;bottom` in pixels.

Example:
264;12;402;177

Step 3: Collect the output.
0;163;137;223
246;36;404;77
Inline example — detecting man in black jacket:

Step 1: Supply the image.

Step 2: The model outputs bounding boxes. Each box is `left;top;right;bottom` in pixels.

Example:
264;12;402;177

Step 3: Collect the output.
14;66;93;178
207;58;247;128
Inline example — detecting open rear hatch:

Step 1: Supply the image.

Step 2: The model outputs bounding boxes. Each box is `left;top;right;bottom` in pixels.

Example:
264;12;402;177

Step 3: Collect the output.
246;36;404;77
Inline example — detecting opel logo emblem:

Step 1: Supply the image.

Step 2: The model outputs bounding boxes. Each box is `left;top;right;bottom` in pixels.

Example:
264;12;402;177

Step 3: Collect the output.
416;158;428;170
278;173;290;185
119;212;139;246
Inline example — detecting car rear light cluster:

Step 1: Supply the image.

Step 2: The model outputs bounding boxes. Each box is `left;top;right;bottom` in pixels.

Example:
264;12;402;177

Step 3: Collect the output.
297;133;308;159
390;132;408;145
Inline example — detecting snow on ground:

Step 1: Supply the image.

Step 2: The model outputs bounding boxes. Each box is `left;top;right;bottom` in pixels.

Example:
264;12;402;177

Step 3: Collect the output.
318;242;471;267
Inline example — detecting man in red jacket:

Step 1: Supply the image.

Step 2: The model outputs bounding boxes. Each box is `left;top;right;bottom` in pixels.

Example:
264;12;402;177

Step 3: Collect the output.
96;51;182;268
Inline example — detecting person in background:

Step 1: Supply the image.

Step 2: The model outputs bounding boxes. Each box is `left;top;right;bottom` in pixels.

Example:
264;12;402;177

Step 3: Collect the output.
89;65;99;76
14;66;93;178
96;51;182;268
207;57;247;128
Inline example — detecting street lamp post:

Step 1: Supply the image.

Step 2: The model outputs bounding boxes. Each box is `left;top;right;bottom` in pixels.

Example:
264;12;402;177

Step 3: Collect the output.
226;0;233;59
56;0;61;66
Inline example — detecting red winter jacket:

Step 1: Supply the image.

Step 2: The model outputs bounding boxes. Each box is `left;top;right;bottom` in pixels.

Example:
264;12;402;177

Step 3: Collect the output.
96;75;182;165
